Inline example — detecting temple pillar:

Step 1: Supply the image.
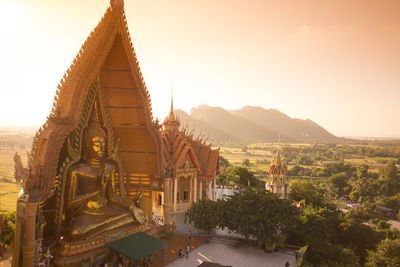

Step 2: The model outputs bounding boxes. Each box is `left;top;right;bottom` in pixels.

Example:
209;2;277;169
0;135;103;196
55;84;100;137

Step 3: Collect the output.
213;182;216;201
189;176;192;204
22;201;38;267
163;178;171;224
193;175;197;203
173;177;178;212
199;180;202;200
12;197;25;267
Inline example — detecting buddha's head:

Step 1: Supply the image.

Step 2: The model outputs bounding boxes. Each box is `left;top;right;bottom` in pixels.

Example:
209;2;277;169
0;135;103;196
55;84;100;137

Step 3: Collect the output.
83;121;107;161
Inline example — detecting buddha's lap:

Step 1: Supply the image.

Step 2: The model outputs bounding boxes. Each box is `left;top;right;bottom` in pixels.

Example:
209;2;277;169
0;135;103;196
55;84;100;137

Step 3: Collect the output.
70;204;134;237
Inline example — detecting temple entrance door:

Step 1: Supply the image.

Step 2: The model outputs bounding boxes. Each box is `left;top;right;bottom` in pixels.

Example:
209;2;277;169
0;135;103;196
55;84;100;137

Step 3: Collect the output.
158;194;162;206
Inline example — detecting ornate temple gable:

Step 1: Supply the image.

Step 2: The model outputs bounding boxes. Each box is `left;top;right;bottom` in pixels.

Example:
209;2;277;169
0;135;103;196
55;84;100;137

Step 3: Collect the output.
26;0;161;201
179;153;196;169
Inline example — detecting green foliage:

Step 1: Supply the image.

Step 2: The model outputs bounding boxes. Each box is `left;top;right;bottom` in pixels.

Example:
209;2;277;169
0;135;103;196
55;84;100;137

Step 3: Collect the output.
296;153;314;165
187;189;299;248
220;189;299;246
290;205;362;266
242;158;250;166
186;199;220;234
377;220;390;230
366;238;400;266
231;166;261;187
346;205;383;222
289;180;324;207
0;211;16;247
324;161;357;178
288;165;306;176
216;166;261;188
219;156;230;168
328;172;350;195
216;166;239;187
376;193;400;213
377;160;400;196
339;215;382;264
348;177;378;203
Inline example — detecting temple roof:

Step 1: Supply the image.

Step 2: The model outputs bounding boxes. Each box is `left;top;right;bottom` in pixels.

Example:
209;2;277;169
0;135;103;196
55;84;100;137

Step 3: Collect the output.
269;149;287;175
161;105;219;178
27;0;160;200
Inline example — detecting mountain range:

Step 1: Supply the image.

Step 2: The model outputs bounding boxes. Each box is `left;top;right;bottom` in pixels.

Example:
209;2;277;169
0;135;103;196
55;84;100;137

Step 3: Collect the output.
174;105;338;144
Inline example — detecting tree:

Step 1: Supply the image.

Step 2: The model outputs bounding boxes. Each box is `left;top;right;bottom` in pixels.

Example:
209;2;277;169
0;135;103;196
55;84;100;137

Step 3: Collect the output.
328;172;348;195
366;239;400;266
230;166;259;187
296;153;313;165
186;199;220;234
216;166;239;188
377;160;400;196
242;158;250;167
293;206;361;266
220;188;299;247
289;180;324;207
348;177;378;203
219;156;230;168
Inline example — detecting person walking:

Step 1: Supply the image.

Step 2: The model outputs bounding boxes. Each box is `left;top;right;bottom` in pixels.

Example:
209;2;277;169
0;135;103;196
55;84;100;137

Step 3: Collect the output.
186;244;190;259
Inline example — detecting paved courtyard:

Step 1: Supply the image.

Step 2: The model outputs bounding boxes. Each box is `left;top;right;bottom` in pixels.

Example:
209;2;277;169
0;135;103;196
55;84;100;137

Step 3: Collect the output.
167;240;297;267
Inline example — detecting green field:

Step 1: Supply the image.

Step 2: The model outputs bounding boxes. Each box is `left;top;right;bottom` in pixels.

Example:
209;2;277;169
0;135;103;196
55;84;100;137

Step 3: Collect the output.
0;148;26;211
220;142;396;175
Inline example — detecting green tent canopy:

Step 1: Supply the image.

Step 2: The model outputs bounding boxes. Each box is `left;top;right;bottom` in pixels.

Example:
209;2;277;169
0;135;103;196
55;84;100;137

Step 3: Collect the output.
107;231;168;261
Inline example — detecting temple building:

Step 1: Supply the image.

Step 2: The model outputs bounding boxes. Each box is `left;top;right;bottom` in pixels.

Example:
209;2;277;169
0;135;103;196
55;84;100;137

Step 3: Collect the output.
12;0;220;266
10;0;198;266
157;101;220;218
266;149;289;198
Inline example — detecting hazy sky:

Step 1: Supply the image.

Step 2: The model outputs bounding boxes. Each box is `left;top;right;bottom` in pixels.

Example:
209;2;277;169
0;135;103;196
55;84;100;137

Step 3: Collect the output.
1;0;400;138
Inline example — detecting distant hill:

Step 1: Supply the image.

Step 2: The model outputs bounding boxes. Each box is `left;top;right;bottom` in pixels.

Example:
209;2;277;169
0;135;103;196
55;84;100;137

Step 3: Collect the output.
232;106;337;142
175;105;337;144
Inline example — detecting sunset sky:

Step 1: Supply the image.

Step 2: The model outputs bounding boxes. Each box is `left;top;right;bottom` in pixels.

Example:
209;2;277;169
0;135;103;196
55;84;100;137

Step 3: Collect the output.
1;0;400;138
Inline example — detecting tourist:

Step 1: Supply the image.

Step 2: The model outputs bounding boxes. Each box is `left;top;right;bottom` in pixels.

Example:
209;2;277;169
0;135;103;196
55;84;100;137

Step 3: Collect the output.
285;261;290;267
188;230;192;242
186;244;190;259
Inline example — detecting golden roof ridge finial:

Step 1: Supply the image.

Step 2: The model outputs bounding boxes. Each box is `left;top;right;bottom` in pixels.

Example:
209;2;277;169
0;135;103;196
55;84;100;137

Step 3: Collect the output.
171;93;174;115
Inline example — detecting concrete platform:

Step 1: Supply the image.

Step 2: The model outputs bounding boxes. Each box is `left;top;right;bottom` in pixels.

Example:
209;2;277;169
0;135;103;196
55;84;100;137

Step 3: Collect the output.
167;239;297;267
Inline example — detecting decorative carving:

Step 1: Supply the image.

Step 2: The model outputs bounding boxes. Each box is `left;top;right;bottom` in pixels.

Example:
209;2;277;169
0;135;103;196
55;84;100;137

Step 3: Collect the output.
14;152;29;187
67;136;80;161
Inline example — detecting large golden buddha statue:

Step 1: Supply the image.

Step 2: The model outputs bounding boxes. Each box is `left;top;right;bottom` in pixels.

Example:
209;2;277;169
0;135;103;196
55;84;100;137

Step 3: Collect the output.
64;115;146;240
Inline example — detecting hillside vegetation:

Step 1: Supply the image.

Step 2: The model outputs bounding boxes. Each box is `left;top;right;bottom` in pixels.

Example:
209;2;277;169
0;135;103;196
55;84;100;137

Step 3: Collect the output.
175;105;338;144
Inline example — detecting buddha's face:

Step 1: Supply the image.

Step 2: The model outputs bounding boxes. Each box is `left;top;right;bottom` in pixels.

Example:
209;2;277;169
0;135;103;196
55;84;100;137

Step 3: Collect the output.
91;136;105;159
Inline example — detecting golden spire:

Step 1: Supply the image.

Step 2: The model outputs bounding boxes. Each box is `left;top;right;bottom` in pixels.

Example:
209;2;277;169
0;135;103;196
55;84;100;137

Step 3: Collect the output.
171;93;173;114
168;94;175;121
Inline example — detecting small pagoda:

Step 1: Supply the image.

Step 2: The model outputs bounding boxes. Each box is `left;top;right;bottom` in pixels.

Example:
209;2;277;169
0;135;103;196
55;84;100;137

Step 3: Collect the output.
267;148;289;198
